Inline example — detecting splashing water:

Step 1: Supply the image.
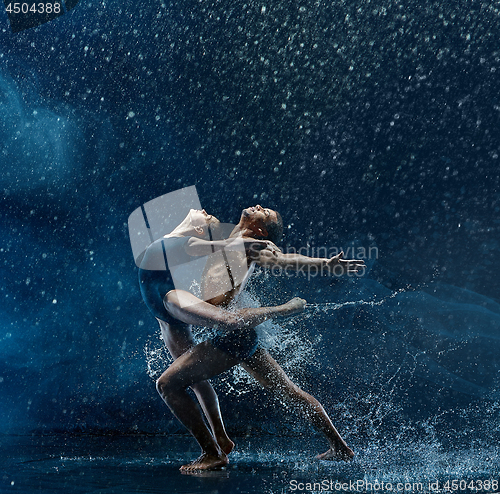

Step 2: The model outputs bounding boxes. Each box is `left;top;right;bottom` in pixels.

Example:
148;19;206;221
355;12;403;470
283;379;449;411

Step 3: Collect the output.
303;286;411;315
142;279;500;462
144;338;171;380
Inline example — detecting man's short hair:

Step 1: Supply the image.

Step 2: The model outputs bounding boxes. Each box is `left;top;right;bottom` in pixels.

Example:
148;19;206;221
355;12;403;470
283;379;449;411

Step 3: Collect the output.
265;211;283;244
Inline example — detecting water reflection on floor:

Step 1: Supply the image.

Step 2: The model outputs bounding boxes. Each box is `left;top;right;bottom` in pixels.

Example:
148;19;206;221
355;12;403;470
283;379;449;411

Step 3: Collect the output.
1;434;498;494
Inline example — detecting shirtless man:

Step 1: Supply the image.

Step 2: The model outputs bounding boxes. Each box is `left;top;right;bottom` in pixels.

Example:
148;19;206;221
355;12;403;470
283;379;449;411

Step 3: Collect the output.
140;206;364;471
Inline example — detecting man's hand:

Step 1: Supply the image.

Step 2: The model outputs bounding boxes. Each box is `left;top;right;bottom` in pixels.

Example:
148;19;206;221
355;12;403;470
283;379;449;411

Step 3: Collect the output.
325;251;366;276
246;239;282;263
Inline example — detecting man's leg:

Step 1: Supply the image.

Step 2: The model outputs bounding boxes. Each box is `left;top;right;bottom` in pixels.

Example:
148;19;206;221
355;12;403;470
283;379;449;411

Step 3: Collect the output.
158;319;234;454
156;340;239;471
241;348;354;461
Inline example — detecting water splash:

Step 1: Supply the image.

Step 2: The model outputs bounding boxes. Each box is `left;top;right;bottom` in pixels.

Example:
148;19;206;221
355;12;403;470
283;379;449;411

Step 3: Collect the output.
144;338;171;380
303;286;411;315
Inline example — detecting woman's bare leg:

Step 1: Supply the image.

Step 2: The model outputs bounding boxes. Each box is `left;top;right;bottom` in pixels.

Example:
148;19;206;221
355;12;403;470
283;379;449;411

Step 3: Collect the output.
159;319;234;454
156;340;240;471
190;382;234;455
241;348;354;461
164;289;305;330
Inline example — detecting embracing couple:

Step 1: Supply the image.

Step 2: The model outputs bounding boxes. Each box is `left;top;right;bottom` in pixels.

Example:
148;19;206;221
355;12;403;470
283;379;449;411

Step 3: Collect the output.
138;204;364;471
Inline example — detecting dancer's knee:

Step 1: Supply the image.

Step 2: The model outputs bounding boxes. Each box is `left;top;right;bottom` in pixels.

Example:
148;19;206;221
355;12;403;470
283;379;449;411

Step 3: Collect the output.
155;377;167;397
156;374;181;400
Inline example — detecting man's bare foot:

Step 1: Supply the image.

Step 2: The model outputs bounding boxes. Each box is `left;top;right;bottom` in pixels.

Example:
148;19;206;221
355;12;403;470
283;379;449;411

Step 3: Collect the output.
280;297;306;317
217;437;235;455
179;452;228;472
180;468;230;478
316;445;354;461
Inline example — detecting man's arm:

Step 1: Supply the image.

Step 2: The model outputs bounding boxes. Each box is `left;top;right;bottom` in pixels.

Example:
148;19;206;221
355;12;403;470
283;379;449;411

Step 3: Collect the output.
255;245;366;276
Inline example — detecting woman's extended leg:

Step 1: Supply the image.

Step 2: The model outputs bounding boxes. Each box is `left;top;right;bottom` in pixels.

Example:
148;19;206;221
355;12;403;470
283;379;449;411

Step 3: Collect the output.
240;348;354;461
164;289;305;330
158;319;234;454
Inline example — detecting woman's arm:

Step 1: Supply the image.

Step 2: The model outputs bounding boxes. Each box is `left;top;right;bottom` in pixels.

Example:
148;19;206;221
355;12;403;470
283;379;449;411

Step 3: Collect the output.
185;237;242;256
185;236;270;257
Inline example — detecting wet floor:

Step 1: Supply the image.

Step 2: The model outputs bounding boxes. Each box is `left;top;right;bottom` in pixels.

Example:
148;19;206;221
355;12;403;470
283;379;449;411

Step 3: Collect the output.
0;434;498;494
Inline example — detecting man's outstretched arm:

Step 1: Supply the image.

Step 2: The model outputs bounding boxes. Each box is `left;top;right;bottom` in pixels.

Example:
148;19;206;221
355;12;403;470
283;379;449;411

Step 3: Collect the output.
255;246;366;276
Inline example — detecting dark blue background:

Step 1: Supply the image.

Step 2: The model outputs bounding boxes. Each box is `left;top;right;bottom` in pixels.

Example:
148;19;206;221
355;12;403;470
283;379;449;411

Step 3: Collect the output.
1;0;499;444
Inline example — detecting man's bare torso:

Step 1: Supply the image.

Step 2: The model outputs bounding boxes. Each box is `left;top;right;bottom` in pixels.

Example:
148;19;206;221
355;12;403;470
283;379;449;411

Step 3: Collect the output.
202;240;260;307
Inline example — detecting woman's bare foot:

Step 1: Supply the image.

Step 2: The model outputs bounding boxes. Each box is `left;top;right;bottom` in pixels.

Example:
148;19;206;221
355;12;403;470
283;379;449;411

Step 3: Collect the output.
316;445;354;461
179;452;228;471
217;436;235;455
